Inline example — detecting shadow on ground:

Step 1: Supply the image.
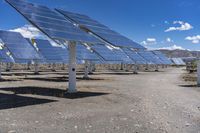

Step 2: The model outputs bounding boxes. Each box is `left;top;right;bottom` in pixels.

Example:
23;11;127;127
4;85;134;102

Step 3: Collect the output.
179;84;198;87
0;86;109;99
24;76;105;82
0;78;22;82
0;93;56;110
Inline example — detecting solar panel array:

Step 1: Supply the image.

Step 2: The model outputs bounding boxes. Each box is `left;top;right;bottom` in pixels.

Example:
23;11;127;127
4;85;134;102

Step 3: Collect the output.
90;44;131;63
137;51;163;65
122;48;147;64
5;0;173;67
152;51;172;65
0;30;41;61
6;0;102;44
56;9;145;49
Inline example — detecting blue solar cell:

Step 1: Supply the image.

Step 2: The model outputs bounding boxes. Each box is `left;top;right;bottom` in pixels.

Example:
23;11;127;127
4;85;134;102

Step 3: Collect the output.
152;51;172;65
56;9;145;49
90;44;131;63
122;48;147;64
6;0;102;44
171;58;185;65
34;39;68;63
0;30;41;60
0;49;14;63
137;51;163;65
76;44;100;61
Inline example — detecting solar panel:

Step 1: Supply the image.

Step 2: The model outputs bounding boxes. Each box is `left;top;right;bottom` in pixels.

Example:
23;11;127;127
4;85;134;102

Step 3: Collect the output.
178;58;186;65
171;58;185;65
137;51;163;65
56;9;145;49
34;39;68;63
6;0;102;44
0;30;41;61
76;44;100;61
152;51;172;65
90;44;132;63
0;49;14;63
122;48;147;64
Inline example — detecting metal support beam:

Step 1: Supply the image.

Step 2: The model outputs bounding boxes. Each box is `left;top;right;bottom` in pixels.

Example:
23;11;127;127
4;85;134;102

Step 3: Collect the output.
120;62;123;70
34;60;39;74
197;61;200;86
88;62;93;74
133;64;138;74
62;63;65;70
155;65;159;72
27;62;31;70
145;64;149;71
6;63;10;72
52;63;56;72
0;62;2;80
68;41;77;93
83;60;89;79
125;64;129;72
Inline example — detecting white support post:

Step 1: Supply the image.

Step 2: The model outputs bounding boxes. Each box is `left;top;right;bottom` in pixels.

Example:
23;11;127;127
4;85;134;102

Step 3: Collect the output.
155;65;159;72
27;62;31;70
92;63;96;72
9;63;13;71
52;63;56;71
120;62;123;70
6;63;10;72
83;60;89;79
62;63;65;70
125;64;129;72
88;62;93;74
0;62;2;80
34;60;39;74
145;64;149;71
133;63;138;74
68;41;77;93
197;61;200;86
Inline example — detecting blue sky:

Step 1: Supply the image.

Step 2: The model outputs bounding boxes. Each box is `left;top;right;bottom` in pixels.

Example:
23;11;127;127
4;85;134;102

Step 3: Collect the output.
0;0;200;50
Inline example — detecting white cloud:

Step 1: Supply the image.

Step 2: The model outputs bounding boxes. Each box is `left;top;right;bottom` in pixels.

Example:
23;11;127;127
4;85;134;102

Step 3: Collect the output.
158;45;185;50
141;38;157;45
165;21;193;32
164;21;169;24
166;37;173;43
185;35;200;44
9;24;46;39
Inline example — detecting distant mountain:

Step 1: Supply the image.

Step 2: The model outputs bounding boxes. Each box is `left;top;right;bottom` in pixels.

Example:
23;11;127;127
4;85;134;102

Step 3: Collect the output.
158;49;200;58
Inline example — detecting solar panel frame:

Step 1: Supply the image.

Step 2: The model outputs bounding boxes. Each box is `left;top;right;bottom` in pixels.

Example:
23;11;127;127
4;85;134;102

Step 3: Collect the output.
6;0;102;44
56;9;145;49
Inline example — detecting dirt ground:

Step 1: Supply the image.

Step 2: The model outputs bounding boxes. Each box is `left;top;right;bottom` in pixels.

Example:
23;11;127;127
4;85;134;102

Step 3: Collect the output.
0;67;200;133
